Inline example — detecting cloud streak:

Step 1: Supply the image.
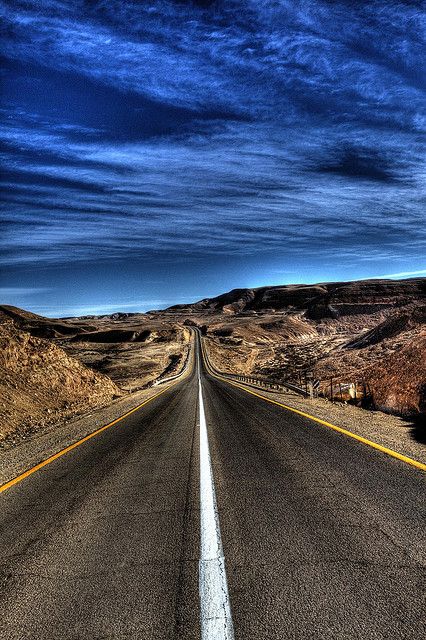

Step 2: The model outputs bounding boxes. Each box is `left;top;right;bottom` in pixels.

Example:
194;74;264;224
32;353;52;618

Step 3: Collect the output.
0;287;52;297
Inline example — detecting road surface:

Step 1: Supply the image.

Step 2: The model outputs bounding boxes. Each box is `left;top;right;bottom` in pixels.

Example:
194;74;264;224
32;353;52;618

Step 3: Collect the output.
1;336;425;639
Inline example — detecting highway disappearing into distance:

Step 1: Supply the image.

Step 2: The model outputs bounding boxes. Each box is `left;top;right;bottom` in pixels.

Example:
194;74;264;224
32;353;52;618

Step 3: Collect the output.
0;334;425;639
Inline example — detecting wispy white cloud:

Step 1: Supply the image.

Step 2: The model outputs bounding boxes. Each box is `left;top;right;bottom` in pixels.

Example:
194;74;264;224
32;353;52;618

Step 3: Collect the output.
1;0;424;124
0;287;52;297
368;269;426;280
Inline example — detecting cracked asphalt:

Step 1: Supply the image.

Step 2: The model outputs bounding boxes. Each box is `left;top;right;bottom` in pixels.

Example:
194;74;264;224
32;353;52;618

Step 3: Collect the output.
1;342;425;638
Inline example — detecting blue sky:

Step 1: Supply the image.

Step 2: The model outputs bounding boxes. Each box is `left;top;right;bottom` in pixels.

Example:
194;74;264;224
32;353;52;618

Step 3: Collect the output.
0;0;425;316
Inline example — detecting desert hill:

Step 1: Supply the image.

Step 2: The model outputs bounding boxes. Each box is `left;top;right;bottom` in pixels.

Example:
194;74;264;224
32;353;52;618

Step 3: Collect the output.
0;305;97;338
0;305;190;392
0;317;121;445
0;306;190;446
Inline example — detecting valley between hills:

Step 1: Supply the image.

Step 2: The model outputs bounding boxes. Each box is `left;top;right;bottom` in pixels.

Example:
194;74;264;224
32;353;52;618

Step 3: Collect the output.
1;277;425;448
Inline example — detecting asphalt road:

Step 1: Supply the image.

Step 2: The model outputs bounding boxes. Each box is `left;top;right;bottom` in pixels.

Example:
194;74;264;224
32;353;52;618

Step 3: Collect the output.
1;338;425;639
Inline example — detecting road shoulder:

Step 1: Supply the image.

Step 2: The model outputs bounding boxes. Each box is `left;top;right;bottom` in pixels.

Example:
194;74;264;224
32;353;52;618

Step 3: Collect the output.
218;378;426;466
0;378;189;487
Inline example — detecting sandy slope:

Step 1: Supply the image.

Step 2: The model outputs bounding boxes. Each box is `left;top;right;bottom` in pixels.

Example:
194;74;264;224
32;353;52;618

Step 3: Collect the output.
0;307;190;446
0;319;121;444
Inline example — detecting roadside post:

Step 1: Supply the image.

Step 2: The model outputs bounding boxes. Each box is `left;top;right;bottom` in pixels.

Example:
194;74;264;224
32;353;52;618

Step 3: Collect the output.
313;379;320;398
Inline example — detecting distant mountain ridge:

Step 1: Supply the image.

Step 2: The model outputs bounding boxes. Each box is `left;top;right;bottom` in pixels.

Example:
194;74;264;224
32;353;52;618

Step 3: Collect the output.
164;278;426;317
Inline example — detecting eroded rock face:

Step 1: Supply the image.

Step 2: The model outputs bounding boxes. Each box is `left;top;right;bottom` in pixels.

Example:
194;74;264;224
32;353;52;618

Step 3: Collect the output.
364;335;426;415
165;278;425;316
345;305;426;349
306;303;426;416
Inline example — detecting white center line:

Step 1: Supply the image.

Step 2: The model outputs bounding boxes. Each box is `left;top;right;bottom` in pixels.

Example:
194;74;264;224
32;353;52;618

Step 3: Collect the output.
198;361;234;639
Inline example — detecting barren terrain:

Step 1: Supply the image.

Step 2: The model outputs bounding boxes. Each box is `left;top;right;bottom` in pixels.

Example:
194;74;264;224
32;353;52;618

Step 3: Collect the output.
158;278;426;417
1;277;424;448
0;306;190;446
0;317;121;445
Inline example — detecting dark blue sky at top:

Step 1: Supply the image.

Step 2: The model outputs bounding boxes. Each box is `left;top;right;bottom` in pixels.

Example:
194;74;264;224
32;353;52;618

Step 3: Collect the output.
0;0;425;316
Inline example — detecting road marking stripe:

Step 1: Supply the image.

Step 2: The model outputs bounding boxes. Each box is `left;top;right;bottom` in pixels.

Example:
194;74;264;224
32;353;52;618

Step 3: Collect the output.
199;374;234;639
0;378;183;495
200;338;426;473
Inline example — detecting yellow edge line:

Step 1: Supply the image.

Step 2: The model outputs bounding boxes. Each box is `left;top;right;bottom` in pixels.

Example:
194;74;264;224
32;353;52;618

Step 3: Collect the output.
221;376;426;472
201;341;426;473
0;377;183;495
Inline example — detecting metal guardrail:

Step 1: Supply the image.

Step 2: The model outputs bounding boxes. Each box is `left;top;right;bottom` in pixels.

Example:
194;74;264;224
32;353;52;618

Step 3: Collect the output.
200;335;308;398
154;341;192;386
200;333;375;406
